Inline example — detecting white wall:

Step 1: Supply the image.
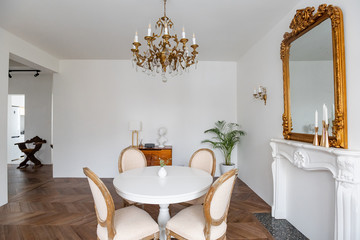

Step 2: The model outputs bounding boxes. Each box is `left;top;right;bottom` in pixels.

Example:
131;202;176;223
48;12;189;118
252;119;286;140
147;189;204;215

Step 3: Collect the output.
53;60;237;178
0;42;10;206
237;0;360;239
0;27;58;206
8;73;53;164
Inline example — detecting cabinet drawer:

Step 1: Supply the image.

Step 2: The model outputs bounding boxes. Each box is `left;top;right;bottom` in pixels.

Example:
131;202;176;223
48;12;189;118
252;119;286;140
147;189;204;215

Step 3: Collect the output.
150;157;172;166
139;147;172;166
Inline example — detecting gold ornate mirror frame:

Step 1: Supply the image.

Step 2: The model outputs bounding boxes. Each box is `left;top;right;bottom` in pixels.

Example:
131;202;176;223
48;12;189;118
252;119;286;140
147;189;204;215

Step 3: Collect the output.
281;4;347;148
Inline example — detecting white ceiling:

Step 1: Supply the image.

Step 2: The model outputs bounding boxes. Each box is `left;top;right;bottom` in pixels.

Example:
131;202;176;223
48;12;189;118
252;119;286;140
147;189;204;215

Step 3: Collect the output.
0;0;299;61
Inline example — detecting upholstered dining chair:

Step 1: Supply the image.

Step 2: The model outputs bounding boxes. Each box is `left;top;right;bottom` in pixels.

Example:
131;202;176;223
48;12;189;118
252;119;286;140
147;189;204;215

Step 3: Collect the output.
166;168;238;240
83;167;159;240
189;148;216;176
118;146;147;207
183;148;216;205
118;146;147;173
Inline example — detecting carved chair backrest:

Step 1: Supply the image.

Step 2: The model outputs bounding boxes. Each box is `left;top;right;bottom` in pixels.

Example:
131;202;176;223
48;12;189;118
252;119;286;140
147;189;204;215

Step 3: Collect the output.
83;167;116;239
118;146;147;173
203;169;238;239
189;148;216;177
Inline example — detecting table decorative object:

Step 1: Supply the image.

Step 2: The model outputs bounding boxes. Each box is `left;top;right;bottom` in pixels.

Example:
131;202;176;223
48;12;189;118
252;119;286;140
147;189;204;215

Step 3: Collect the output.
320;121;329;148
157;127;168;148
320;105;329;148
158;159;167;177
313;127;319;146
313;110;319;146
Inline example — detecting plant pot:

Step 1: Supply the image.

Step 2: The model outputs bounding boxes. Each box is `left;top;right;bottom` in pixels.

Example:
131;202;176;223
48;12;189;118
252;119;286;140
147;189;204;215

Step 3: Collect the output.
220;163;236;175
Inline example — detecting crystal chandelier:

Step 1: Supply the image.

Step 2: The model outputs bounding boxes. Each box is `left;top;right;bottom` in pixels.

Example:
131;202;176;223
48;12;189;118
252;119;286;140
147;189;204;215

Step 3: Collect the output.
131;0;199;82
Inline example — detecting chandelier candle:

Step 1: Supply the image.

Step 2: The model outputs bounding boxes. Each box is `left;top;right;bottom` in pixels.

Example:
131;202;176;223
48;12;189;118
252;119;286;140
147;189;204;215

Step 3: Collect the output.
131;0;199;82
134;32;138;42
147;24;151;36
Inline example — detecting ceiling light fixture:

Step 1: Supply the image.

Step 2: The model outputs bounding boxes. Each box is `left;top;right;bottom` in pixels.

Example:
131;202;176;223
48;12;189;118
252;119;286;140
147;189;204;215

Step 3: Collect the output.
131;0;199;82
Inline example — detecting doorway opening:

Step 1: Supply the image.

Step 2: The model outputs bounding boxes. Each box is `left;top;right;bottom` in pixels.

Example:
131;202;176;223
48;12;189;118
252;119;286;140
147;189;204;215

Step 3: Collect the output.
7;58;53;199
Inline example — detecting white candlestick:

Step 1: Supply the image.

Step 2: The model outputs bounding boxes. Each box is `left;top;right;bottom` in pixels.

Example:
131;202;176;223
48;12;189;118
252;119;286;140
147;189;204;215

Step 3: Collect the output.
134;31;138;42
192;33;196;45
164;23;168;34
182;27;186;39
323;104;328;124
147;24;151;36
315;110;318;127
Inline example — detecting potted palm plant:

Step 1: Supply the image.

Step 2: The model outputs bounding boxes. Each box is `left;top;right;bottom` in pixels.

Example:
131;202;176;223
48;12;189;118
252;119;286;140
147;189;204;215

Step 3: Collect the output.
202;120;245;174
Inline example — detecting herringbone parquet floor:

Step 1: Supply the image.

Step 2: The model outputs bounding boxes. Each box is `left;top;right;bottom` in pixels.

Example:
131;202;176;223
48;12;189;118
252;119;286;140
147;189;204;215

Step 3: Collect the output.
1;165;273;240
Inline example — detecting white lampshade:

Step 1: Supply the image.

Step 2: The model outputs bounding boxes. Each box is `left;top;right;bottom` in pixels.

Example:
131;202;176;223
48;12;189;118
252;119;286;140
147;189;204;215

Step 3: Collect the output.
129;121;142;131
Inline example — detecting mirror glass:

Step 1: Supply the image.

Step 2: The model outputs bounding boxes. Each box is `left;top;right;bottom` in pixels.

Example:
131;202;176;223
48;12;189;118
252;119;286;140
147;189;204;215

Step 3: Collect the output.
289;19;334;136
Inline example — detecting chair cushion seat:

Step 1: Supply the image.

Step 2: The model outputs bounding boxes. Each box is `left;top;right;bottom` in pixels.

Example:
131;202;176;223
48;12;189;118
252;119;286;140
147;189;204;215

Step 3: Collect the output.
97;206;158;240
166;205;227;240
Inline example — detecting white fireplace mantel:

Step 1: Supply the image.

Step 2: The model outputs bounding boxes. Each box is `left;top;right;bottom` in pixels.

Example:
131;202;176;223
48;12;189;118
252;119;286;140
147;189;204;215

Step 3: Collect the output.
270;138;360;240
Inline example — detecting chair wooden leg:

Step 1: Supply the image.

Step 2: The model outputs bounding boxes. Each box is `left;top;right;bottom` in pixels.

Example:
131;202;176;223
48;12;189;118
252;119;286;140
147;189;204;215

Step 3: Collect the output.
123;199;130;207
166;229;171;240
154;232;160;240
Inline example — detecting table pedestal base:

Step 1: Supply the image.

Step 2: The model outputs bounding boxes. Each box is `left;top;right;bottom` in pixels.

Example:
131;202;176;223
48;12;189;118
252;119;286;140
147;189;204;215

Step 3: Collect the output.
158;204;170;240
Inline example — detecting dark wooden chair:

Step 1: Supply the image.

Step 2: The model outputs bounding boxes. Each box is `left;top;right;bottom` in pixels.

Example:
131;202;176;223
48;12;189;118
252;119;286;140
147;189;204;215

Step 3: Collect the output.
15;136;46;169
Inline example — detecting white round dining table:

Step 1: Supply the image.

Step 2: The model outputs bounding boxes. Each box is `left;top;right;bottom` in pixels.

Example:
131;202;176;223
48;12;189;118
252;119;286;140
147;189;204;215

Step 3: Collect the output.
113;166;213;240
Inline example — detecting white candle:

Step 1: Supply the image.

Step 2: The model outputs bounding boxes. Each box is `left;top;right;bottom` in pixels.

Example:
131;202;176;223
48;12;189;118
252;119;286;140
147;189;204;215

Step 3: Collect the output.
134;31;138;42
164;23;168;34
323;104;328;124
315;110;318;127
258;87;262;93
182;27;186;39
147;24;151;36
253;89;257;94
192;33;196;45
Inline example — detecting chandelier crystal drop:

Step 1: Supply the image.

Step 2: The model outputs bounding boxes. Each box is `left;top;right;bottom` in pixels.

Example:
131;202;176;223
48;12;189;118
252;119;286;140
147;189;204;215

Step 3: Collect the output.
131;0;199;82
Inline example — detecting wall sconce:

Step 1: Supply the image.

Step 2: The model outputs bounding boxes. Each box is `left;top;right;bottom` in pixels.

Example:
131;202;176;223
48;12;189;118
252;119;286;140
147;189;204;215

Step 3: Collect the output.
253;86;267;105
129;121;142;147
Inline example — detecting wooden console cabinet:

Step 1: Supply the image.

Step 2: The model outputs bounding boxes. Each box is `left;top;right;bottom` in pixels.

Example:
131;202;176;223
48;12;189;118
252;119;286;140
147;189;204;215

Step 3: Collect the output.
138;146;172;166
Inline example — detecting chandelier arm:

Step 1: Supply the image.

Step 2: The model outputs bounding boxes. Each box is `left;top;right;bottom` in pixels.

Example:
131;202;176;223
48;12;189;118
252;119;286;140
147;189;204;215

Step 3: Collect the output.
147;37;159;53
155;18;164;38
171;35;180;50
134;52;146;65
